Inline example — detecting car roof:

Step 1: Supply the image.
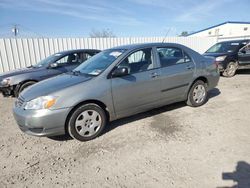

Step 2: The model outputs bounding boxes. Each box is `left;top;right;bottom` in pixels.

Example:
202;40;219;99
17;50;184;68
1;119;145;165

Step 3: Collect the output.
218;39;250;44
57;49;101;55
109;43;187;50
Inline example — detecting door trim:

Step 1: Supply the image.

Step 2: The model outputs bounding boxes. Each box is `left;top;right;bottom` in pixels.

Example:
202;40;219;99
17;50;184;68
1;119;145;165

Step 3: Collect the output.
161;83;189;92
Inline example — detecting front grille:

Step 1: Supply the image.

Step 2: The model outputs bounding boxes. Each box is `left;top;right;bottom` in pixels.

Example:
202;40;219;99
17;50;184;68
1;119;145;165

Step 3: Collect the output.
15;96;25;108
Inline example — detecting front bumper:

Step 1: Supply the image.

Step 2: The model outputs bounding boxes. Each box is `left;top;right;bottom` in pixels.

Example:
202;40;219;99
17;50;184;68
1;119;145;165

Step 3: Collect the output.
13;106;71;137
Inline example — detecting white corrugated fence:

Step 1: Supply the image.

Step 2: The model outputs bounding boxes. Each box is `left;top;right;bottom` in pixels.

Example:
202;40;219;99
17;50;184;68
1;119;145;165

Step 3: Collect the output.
0;37;217;73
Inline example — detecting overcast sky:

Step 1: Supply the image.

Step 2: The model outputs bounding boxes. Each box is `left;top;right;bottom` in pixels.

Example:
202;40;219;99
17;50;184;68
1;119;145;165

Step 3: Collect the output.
0;0;249;37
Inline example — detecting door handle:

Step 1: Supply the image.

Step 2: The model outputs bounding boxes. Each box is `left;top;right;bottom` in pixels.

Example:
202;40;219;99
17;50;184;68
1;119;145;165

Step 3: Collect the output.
151;72;159;78
186;65;194;70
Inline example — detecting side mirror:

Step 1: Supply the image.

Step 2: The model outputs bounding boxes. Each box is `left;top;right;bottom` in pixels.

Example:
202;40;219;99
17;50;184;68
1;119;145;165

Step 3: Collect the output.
49;62;58;68
112;67;129;77
240;49;246;54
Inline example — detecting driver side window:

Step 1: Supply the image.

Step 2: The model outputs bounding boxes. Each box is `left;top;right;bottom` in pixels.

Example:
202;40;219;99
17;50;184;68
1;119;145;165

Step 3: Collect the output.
118;48;153;74
241;44;250;54
55;53;79;65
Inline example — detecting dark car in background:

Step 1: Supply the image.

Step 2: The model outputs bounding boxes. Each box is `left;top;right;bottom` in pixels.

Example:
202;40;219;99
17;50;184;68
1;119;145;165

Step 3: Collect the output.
204;39;250;77
0;49;100;97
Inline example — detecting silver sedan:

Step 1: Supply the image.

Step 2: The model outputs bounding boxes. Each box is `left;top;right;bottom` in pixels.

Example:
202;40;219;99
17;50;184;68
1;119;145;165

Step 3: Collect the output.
13;43;220;141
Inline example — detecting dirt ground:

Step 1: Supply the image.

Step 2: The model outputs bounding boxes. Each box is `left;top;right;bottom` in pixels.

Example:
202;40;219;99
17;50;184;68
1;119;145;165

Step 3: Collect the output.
1;70;250;188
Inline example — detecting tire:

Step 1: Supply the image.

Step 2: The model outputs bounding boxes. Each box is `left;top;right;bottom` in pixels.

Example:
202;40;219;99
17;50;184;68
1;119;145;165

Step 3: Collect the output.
17;81;37;97
67;103;107;141
222;61;238;77
186;80;208;107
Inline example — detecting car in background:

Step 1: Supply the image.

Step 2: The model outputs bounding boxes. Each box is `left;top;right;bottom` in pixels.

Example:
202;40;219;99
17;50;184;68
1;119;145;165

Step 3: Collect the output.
13;43;219;141
0;49;100;97
204;39;250;77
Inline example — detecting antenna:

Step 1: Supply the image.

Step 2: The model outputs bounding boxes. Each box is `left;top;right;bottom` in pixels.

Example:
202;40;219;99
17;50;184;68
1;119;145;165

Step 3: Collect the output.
12;25;19;37
162;28;171;43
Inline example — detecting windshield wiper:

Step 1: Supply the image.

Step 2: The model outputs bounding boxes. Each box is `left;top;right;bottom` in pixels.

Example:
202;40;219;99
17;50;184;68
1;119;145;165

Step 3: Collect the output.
71;70;82;76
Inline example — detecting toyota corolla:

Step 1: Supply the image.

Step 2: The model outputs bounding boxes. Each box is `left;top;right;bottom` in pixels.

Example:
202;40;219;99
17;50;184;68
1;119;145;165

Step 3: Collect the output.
13;43;220;141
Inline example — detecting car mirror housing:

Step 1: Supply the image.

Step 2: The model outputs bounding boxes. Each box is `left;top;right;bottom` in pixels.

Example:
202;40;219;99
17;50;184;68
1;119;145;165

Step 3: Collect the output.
49;63;58;68
241;49;246;54
112;67;129;77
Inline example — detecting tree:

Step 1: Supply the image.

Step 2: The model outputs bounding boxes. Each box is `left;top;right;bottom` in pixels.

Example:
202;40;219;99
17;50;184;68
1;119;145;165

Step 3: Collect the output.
89;28;116;38
179;31;189;37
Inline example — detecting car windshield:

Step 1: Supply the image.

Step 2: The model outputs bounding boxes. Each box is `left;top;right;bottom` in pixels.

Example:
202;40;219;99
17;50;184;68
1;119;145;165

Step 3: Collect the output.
33;53;62;67
74;49;126;76
206;42;240;53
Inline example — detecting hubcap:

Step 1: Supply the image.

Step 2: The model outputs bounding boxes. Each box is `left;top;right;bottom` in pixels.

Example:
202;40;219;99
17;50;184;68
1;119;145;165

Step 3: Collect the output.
193;85;206;104
75;110;102;137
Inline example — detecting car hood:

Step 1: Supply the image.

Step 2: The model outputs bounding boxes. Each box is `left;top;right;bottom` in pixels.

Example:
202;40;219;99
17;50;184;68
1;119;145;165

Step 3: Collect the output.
203;52;231;57
21;73;93;101
0;66;44;79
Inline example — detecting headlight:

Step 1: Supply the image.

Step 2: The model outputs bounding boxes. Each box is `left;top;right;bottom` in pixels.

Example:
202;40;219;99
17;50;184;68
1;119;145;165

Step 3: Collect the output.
215;56;227;61
24;96;57;110
1;78;10;86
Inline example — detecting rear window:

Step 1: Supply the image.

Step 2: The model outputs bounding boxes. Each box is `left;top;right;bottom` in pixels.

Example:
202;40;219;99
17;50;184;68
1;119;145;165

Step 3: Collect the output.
157;47;185;67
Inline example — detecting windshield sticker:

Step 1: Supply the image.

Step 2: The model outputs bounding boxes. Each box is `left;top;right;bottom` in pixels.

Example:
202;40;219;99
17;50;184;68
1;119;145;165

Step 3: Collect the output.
89;69;102;75
54;53;61;56
110;51;122;58
231;43;239;45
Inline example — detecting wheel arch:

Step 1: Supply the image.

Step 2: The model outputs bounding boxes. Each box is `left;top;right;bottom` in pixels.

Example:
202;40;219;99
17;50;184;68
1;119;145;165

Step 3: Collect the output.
193;76;209;86
186;76;209;99
19;79;38;85
64;99;110;134
224;58;238;68
189;76;209;90
14;79;38;97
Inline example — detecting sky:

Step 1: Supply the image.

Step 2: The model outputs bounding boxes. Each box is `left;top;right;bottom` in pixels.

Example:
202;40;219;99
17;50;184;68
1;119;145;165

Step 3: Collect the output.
0;0;249;38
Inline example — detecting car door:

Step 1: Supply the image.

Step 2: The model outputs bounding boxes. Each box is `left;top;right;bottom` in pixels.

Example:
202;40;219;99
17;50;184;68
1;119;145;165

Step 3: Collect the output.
156;47;195;103
40;54;72;79
111;48;162;118
46;52;91;77
238;43;250;65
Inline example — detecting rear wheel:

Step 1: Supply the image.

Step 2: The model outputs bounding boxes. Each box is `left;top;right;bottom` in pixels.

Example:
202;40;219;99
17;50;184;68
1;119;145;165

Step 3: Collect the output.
186;80;208;107
67;103;107;141
222;61;238;77
17;81;37;97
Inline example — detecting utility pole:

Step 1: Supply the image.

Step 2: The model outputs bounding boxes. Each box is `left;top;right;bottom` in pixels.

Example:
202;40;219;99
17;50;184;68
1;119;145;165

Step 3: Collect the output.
12;25;18;37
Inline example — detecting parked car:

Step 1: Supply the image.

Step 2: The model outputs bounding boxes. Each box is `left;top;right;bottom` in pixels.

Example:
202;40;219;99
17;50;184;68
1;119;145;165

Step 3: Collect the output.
13;43;219;141
0;49;100;97
204;39;250;77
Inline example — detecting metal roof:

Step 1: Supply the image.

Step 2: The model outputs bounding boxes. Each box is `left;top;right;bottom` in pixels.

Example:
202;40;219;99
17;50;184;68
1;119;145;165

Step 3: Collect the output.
188;21;250;36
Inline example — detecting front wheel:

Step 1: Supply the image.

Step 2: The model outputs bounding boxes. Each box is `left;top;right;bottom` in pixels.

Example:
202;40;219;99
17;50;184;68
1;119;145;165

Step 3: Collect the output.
186;80;208;107
67;103;107;141
222;61;238;77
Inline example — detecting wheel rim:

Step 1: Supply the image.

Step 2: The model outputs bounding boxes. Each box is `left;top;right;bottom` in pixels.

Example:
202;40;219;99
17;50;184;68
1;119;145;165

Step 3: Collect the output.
193;84;206;104
75;110;102;137
227;63;236;76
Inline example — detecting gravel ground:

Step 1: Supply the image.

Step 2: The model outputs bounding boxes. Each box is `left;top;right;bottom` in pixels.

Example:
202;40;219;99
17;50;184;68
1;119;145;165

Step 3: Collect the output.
1;70;250;188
